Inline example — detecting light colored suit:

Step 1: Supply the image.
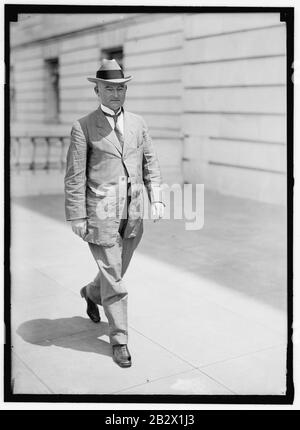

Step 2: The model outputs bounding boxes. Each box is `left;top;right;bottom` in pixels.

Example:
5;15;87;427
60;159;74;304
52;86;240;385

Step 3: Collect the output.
64;106;162;247
64;106;162;345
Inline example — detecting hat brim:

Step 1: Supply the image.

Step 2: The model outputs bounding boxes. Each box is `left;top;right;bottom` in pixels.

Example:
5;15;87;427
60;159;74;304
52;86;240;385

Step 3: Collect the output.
87;76;132;84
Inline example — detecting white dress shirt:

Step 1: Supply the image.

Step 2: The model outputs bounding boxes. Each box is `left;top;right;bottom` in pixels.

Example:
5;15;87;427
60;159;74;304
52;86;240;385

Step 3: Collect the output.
101;103;124;134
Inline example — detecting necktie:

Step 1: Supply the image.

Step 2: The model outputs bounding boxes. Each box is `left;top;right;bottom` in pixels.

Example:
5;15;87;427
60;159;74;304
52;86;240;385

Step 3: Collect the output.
103;109;124;149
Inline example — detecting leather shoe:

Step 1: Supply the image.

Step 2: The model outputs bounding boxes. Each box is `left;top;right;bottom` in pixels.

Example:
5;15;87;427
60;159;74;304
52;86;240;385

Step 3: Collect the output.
112;344;132;368
80;286;100;323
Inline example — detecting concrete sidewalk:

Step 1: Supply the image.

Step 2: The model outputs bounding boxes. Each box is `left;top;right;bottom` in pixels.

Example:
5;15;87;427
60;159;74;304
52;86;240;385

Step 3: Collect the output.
10;191;287;395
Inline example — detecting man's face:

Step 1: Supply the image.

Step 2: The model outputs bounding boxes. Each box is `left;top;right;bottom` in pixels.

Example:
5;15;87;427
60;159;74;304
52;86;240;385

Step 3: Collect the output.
97;82;127;112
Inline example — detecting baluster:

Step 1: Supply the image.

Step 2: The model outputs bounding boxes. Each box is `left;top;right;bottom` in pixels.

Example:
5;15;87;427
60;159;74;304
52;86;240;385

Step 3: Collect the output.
44;137;51;171
12;137;20;172
59;137;63;172
60;137;67;172
16;137;21;173
29;137;37;172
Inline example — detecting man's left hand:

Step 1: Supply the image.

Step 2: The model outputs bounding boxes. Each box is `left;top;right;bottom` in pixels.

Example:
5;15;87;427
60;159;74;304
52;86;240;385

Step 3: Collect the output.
151;202;165;222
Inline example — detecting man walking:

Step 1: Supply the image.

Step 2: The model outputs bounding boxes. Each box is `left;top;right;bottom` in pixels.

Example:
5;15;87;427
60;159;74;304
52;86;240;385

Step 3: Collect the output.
64;59;164;368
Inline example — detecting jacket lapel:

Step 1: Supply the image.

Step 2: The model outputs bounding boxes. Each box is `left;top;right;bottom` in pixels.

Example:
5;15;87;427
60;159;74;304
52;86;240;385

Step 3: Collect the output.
123;110;136;156
95;107;123;156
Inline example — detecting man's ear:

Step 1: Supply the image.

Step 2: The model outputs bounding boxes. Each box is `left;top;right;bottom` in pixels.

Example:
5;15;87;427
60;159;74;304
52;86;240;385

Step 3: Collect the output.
94;85;99;95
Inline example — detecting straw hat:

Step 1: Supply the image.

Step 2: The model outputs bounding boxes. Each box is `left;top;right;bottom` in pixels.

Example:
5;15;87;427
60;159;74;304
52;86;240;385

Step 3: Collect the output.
87;59;132;84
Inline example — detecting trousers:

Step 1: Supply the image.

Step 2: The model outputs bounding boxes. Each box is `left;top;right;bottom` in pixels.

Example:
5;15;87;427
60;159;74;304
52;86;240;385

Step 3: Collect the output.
85;190;143;345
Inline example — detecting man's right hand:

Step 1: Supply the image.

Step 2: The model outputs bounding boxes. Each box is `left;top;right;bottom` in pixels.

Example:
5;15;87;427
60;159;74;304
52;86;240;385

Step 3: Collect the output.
71;218;87;238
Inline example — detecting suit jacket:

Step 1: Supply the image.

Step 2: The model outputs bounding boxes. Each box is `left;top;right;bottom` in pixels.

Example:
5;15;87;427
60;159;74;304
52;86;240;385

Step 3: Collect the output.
64;106;162;246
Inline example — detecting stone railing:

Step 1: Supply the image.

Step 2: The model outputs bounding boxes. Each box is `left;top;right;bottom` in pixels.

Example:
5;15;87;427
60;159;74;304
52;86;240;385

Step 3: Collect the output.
11;135;70;172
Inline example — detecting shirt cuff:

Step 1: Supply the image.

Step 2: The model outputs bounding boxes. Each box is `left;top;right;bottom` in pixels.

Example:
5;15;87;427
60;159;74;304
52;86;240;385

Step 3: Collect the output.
148;185;163;203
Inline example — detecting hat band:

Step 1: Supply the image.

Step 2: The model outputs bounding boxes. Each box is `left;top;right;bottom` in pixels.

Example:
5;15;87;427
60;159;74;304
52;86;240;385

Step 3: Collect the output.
96;70;124;80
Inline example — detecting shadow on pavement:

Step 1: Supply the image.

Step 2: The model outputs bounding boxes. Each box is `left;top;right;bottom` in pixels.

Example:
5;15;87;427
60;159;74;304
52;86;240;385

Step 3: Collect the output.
12;192;287;311
16;317;111;357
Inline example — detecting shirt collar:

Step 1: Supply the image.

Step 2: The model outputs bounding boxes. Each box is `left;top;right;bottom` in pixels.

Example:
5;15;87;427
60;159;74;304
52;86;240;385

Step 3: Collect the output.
101;104;122;116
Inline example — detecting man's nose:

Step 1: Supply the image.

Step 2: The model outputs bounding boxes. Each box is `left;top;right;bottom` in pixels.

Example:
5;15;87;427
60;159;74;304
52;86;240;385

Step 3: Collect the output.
112;88;119;97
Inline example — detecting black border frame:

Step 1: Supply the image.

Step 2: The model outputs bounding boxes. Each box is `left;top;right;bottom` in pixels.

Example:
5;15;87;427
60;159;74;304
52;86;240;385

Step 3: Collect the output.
4;4;294;405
